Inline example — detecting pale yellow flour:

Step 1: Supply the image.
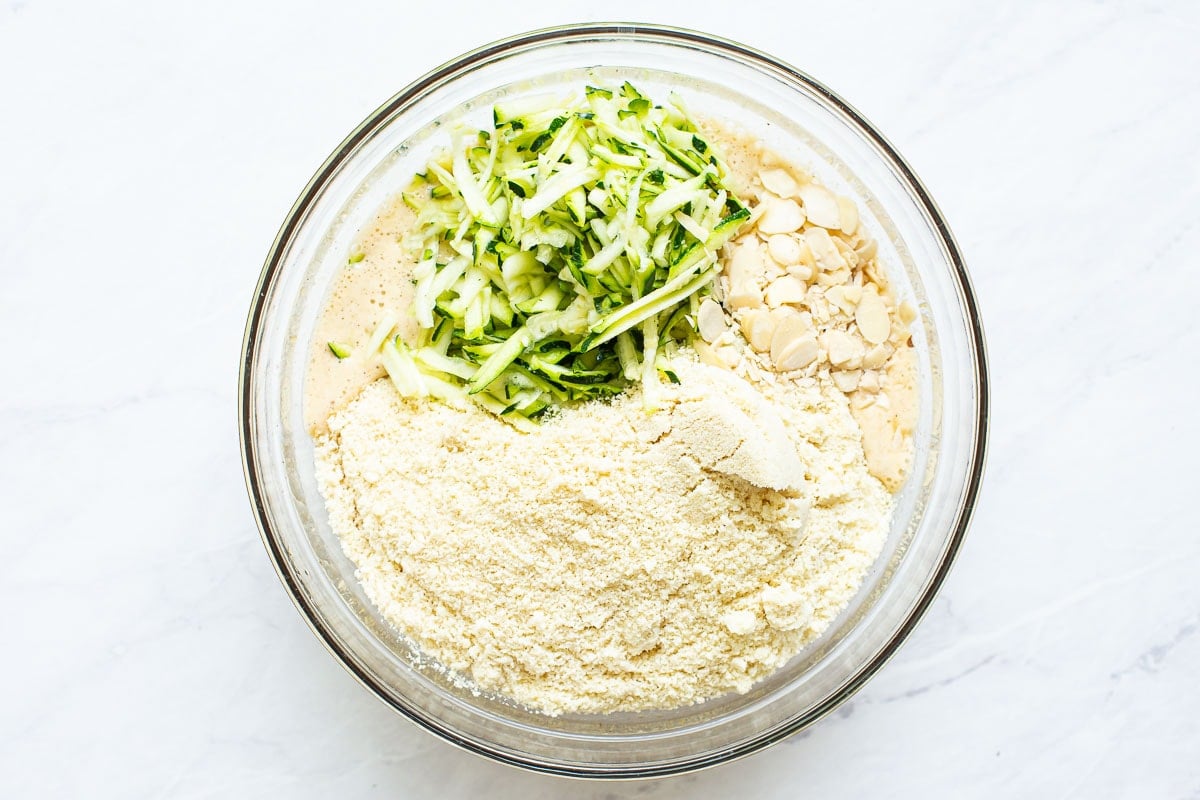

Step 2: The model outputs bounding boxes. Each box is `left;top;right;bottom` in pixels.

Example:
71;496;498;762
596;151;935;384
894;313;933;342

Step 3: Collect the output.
315;356;891;715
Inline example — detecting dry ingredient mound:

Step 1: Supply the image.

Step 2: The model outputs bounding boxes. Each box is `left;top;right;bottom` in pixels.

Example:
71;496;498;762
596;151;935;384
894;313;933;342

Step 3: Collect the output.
315;357;891;715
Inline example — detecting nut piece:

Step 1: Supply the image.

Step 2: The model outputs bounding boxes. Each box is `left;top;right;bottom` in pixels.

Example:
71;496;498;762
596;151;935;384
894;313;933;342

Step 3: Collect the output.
788;263;814;282
739;309;774;352
858;370;881;393
855;290;891;344
726;242;765;308
825;285;857;316
898;300;918;325
697;298;728;343
770;312;810;364
822;329;863;367
797;182;841;229
832;369;862;392
856;237;878;262
758;168;798;197
803;227;845;271
863;342;894;370
775;335;820;371
766;234;802;266
765;275;808;307
692;339;726;369
756;198;806;235
837;195;859;235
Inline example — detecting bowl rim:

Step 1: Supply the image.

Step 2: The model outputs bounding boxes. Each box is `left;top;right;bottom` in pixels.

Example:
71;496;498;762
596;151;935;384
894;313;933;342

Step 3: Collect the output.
239;21;990;779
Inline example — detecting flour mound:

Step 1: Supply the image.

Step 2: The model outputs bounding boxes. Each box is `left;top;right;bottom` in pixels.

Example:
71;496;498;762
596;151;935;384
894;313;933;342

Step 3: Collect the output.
315;357;890;715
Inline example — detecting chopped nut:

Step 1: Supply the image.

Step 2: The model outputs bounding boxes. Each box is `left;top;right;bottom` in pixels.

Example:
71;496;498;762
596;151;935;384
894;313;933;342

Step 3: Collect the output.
765;275;808;307
806;287;831;323
766;234;802;266
770;312;810;364
837;196;859;235
797;182;840;229
788;263;814;282
758;168;798;197
825;285;857;316
726;242;765;308
775;335;820;371
692;339;725;368
803;227;845;271
727;283;762;309
739;309;774;352
863;342;894;370
716;344;740;368
855;290;891;345
822;329;863;367
769;305;803;328
898;300;918;325
697;298;728;343
756;198;806;235
858;370;880;393
832;369;861;392
832;236;860;269
855;237;878;262
816;266;851;288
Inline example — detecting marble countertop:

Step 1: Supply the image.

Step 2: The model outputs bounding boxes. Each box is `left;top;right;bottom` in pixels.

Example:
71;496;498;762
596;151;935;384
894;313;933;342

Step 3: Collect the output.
3;1;1197;796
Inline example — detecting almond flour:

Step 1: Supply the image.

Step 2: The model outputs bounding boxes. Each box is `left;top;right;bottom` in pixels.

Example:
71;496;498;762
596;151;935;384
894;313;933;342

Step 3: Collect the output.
315;356;891;715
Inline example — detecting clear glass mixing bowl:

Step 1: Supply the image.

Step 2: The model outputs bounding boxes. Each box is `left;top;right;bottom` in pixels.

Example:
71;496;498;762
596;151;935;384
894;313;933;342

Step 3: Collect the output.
239;23;988;778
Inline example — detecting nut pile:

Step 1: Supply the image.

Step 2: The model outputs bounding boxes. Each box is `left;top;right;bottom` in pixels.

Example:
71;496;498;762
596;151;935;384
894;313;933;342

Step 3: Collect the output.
694;160;918;489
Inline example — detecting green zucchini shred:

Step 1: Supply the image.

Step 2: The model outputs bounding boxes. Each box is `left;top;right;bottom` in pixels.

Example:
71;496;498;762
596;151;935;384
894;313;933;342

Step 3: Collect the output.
388;81;748;428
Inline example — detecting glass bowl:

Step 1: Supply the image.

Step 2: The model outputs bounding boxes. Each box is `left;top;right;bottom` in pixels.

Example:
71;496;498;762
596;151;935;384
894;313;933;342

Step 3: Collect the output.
239;23;988;778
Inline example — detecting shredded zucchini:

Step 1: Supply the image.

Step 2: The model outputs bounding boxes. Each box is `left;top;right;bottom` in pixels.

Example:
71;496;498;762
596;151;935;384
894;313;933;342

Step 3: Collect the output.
371;82;748;426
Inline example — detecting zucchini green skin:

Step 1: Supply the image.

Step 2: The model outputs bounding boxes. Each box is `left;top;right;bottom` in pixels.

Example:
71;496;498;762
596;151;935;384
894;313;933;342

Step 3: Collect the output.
385;82;748;426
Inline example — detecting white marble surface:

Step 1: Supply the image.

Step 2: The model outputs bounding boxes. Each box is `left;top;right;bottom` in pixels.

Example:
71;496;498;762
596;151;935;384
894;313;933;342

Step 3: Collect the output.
2;1;1197;796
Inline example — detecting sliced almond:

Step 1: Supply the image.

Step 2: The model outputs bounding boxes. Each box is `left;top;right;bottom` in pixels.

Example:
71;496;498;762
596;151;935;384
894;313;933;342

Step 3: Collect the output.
803;227;845;271
858;370;881;393
727;284;763;309
697;298;728;343
770;312;810;363
739;309;774;352
797;182;840;229
822;329;862;367
693;339;725;368
775;335;820;371
766;234;802;266
816;266;851;288
825;285;857;316
863;342;894;370
726;242;765;308
756;198;806;235
769;305;803;328
758;168;798;198
788;263;814;282
765;275;808;307
843;284;863;305
832;235;860;269
832;369;862;392
856;237;878;263
837;196;859;235
855;290;891;344
717;344;740;368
